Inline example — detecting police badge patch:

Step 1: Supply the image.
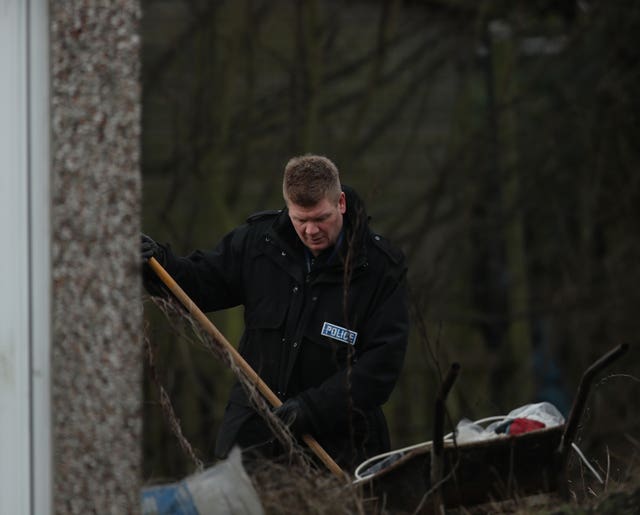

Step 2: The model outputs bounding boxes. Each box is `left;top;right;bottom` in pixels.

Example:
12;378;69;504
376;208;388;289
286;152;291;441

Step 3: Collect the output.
321;322;358;346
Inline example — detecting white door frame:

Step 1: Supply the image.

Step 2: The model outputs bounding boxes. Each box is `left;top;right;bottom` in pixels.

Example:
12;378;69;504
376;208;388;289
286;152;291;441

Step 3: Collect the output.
0;1;51;513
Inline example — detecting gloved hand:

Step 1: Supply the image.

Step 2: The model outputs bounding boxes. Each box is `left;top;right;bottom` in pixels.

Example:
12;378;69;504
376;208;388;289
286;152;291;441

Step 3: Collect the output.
140;233;169;297
141;233;159;261
274;397;310;438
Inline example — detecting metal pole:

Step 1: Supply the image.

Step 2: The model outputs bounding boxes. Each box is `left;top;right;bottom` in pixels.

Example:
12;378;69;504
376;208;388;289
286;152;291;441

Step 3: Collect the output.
558;343;629;469
431;362;461;513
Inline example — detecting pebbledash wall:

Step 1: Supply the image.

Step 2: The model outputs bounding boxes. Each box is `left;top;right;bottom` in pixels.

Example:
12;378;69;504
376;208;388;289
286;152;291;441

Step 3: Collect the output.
50;1;143;513
0;1;142;514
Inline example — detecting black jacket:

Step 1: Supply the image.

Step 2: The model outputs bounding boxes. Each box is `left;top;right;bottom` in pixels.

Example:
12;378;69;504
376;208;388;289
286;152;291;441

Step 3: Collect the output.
146;187;409;470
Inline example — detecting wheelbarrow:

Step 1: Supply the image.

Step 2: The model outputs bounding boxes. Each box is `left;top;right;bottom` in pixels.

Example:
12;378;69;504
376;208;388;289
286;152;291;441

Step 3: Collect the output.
357;343;629;513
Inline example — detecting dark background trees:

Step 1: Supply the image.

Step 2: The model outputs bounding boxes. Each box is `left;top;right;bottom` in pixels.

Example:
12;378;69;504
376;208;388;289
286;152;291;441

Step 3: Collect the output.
140;0;639;483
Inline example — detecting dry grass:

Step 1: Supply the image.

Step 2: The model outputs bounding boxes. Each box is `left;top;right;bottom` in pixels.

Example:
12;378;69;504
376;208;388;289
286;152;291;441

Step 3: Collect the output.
240;453;640;515
248;459;374;515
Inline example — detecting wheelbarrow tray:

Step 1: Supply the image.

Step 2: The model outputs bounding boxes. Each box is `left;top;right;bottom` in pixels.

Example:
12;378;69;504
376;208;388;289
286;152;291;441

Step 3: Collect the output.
363;425;564;512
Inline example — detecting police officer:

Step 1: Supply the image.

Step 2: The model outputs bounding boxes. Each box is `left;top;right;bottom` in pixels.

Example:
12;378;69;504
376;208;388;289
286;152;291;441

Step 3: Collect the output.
142;155;409;471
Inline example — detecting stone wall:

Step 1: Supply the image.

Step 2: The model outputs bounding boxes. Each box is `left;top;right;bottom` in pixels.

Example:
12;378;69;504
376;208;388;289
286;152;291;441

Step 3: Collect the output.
50;2;142;513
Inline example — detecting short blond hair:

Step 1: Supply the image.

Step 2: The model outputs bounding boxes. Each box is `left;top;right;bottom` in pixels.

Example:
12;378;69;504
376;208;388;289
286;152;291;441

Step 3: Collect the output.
283;155;341;207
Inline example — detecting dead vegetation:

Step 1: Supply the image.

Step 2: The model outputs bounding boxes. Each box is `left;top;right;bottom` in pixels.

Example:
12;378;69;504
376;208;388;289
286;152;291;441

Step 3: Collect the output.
249;459;370;515
243;457;640;515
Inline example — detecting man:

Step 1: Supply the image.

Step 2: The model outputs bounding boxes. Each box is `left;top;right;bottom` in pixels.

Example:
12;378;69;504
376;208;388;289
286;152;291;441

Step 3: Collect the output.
142;155;408;471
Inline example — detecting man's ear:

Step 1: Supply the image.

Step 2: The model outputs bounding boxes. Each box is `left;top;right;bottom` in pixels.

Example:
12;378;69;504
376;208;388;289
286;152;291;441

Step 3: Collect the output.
338;192;346;214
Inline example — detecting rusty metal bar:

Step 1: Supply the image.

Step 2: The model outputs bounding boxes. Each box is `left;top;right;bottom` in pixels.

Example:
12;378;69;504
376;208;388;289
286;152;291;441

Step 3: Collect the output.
558;343;629;470
431;362;461;513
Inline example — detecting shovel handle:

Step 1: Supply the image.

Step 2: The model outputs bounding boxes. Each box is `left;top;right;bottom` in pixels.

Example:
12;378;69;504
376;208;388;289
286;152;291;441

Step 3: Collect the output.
147;257;345;479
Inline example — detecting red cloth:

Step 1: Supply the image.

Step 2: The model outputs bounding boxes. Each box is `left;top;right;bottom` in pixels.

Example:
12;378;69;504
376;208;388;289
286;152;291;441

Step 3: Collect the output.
508;417;545;435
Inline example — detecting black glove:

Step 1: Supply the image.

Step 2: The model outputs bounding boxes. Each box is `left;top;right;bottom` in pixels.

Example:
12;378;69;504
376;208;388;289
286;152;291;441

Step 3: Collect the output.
140;233;169;296
274;398;311;438
141;233;159;261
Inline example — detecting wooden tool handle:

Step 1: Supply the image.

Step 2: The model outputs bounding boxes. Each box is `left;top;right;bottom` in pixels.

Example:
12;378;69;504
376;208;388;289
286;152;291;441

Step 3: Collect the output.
147;256;345;479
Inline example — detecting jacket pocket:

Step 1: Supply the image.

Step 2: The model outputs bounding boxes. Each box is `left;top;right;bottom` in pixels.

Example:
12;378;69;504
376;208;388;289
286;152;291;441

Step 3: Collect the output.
241;300;288;389
296;324;354;388
245;297;288;329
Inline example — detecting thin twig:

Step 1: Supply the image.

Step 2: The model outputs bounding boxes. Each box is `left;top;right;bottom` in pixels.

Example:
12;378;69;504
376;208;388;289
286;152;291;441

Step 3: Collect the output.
144;330;205;472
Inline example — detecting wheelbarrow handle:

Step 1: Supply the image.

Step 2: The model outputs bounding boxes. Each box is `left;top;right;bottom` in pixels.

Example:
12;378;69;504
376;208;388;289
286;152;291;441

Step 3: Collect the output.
431;362;461;513
558;343;629;468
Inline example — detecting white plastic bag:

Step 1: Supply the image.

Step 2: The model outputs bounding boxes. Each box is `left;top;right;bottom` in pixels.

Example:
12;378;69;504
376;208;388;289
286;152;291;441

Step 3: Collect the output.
500;401;565;428
455;402;565;444
141;447;264;515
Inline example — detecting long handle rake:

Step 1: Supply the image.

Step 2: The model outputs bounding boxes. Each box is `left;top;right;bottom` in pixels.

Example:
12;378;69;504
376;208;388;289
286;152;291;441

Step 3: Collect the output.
147;256;345;479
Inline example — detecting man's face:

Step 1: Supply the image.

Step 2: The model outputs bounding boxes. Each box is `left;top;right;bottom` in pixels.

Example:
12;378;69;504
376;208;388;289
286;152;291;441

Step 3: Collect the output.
287;192;346;256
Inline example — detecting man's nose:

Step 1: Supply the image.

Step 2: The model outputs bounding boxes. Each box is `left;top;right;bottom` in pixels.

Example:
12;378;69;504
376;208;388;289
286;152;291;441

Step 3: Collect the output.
305;223;319;235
